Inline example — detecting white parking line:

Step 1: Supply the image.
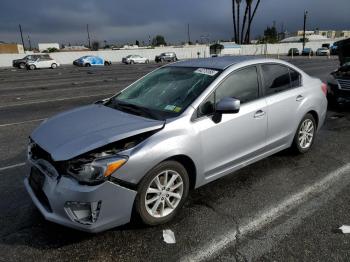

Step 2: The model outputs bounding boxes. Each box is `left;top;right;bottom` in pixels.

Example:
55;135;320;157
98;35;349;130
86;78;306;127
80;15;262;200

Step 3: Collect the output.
0;162;26;172
0;93;114;109
180;163;350;262
0;118;46;128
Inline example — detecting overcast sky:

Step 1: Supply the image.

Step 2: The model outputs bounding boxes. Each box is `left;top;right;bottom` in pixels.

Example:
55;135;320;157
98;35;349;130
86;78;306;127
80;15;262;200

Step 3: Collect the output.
0;0;349;46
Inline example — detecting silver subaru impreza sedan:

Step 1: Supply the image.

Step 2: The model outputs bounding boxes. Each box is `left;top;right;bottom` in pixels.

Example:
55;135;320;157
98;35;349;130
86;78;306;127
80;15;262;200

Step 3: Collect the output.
25;56;328;232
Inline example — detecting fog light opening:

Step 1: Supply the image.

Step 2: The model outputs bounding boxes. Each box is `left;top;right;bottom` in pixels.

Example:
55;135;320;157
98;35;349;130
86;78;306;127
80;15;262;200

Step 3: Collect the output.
65;201;102;225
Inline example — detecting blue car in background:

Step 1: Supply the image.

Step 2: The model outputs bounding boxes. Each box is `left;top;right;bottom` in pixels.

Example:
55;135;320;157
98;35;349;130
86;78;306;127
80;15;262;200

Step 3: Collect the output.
73;56;112;67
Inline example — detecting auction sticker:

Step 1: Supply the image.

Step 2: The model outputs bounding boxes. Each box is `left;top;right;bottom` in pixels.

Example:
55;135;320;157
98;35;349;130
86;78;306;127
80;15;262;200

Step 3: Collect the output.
194;68;219;76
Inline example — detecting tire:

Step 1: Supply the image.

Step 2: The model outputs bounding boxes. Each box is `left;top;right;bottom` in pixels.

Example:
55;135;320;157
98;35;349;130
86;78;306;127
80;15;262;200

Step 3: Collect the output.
29;64;36;70
19;63;25;69
145;59;149;64
130;60;135;64
51;63;57;69
291;113;316;154
85;63;91;67
135;160;190;226
104;61;111;66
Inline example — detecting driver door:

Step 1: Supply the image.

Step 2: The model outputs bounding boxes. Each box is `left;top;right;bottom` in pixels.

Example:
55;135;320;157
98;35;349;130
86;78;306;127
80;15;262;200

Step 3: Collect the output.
192;66;268;181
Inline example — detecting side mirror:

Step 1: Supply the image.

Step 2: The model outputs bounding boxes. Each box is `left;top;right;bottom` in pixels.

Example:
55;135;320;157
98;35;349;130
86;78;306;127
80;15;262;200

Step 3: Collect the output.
212;97;240;123
216;97;240;114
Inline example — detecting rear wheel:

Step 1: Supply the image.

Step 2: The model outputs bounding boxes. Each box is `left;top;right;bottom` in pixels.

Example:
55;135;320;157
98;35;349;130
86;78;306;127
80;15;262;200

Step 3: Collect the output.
135;161;189;225
145;59;149;64
292;113;316;153
51;63;57;69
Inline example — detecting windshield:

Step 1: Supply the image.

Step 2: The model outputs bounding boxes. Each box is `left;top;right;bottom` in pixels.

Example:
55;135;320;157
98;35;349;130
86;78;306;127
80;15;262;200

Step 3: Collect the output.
106;66;221;119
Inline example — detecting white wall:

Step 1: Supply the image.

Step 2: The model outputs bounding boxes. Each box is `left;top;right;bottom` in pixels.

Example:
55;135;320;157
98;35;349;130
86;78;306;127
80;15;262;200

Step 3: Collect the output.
0;41;336;67
0;46;210;67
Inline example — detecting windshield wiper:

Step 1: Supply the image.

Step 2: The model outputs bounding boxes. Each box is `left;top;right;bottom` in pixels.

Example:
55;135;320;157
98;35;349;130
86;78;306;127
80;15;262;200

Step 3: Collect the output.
113;101;160;120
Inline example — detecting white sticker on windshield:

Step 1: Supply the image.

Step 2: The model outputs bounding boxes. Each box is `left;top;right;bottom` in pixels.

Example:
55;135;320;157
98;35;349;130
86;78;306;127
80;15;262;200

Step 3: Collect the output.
194;68;219;76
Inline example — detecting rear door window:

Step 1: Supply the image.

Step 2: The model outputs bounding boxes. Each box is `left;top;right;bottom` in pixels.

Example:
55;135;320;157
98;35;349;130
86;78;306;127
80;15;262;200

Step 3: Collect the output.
261;64;291;95
289;68;302;88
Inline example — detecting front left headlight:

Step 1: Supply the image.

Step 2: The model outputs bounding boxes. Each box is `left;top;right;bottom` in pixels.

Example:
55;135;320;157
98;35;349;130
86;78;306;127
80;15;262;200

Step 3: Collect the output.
67;156;127;184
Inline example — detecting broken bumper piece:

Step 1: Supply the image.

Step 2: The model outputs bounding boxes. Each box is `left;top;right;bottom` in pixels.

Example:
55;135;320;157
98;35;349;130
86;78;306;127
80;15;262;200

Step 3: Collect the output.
24;165;137;233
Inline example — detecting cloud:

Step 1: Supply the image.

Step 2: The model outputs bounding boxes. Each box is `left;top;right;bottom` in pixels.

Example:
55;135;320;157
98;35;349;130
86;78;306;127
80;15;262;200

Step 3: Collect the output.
0;0;349;45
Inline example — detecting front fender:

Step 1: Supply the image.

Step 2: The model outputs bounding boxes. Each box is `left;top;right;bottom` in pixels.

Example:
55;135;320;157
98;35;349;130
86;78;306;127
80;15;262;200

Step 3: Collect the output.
112;124;203;187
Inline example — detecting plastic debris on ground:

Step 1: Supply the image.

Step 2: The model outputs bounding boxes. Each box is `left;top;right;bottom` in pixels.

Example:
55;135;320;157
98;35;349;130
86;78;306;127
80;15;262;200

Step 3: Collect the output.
163;229;176;244
339;225;350;234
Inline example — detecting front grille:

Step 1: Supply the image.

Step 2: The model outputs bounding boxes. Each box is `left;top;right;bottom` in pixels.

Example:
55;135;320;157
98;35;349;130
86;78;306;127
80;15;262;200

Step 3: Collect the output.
29;167;52;212
30;143;67;174
337;79;350;90
30;143;53;163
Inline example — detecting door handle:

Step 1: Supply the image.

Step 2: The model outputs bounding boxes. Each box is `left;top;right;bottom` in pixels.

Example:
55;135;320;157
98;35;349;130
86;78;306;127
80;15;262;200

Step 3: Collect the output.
296;95;304;102
254;110;266;118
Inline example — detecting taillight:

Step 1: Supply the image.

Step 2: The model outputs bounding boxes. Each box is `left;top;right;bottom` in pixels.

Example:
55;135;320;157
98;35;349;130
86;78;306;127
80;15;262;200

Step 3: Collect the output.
321;83;327;96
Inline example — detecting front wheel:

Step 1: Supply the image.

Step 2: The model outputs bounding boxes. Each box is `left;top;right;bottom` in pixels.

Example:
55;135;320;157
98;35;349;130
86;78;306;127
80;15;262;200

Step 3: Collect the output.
28;64;36;70
19;63;26;69
135;161;189;225
292;113;316;153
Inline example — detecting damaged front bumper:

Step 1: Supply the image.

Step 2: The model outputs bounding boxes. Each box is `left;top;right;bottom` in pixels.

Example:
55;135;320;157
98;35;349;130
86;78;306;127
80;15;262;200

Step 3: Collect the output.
24;161;137;233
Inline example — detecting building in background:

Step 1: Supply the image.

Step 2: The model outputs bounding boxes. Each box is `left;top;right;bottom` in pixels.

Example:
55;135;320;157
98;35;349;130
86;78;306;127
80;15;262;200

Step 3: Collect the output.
281;29;350;43
61;45;89;51
38;43;60;52
0;43;24;54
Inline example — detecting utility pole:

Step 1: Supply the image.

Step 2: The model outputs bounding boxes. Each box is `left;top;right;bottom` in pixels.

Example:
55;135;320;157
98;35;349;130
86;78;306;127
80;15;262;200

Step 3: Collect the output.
86;24;91;49
302;10;308;50
18;24;25;50
27;35;32;51
187;23;191;44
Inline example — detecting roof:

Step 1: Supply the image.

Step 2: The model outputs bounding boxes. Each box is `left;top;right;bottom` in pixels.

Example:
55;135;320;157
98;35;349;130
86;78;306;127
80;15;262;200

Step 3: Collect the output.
168;56;260;70
280;34;328;43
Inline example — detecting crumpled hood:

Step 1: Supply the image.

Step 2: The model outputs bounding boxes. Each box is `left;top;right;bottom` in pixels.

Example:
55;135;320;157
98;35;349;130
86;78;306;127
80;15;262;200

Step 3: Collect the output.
31;104;164;161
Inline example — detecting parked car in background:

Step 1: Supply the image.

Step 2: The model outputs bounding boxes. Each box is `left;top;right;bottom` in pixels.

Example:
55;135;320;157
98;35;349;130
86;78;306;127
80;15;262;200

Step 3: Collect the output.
26;56;60;70
155;52;177;63
288;48;300;56
330;45;338;55
316;47;330;56
13;54;50;69
25;56;327;232
73;56;111;67
122;55;149;64
327;62;350;106
302;48;314;56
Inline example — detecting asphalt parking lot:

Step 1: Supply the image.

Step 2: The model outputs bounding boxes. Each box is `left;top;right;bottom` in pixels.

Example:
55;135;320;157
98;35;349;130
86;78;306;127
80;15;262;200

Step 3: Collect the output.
0;57;349;261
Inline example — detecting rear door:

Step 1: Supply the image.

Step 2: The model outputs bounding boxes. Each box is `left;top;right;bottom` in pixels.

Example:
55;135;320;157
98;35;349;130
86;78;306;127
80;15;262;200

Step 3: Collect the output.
193;65;268;180
259;63;304;150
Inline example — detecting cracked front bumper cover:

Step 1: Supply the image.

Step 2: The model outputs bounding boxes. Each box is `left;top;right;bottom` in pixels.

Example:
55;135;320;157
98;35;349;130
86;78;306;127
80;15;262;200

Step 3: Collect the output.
24;164;137;233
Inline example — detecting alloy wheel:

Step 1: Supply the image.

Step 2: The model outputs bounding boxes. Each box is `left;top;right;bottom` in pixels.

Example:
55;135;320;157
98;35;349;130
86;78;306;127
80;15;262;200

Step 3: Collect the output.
298;119;314;149
144;170;184;218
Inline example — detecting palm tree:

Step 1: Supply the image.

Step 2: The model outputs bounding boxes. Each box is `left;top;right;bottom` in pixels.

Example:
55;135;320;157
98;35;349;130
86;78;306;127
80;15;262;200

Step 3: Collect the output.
236;0;242;43
232;0;238;43
241;0;252;44
244;0;261;43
